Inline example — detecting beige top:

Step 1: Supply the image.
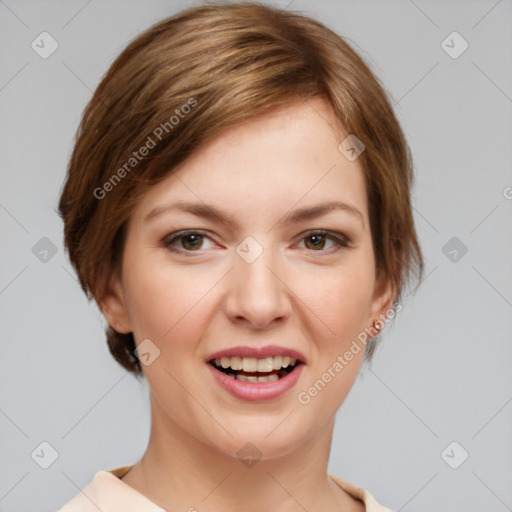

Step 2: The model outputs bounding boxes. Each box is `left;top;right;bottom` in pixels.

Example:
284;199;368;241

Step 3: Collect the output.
56;465;393;511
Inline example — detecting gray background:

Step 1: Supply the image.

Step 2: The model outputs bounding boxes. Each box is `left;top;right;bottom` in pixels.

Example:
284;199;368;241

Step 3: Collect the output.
1;1;511;511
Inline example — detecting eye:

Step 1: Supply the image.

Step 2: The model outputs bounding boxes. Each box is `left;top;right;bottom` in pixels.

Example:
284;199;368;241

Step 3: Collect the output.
161;229;350;256
162;230;216;254
297;230;350;253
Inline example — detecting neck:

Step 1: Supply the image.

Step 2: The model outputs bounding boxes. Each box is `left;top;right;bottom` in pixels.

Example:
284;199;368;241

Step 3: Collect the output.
121;392;361;512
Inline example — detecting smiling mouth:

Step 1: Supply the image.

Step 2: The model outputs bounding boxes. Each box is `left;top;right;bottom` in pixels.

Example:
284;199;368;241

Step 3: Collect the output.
209;355;303;383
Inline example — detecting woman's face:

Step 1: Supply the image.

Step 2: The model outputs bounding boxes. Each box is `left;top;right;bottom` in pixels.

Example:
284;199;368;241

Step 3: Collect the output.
103;97;393;460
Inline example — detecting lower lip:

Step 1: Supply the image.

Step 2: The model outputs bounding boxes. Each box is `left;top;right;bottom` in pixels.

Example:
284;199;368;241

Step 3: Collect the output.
206;363;305;402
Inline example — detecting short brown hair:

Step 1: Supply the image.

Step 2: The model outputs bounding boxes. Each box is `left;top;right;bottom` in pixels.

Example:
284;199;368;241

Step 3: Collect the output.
58;1;424;376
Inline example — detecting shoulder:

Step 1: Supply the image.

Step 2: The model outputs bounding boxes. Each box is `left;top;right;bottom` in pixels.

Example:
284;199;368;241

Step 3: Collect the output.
55;471;104;512
55;465;163;512
328;473;394;512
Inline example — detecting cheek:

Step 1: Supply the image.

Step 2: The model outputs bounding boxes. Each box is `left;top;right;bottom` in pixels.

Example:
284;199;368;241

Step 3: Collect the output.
290;258;375;348
122;256;216;344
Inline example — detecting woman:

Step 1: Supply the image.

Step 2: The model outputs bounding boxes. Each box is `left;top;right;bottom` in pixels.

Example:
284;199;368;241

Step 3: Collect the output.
57;2;424;511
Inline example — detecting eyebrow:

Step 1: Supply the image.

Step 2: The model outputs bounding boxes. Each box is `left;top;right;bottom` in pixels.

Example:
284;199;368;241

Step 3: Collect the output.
144;200;364;230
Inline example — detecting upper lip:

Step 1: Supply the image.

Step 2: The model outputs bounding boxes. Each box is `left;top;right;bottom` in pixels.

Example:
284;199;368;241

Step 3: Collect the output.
207;345;306;364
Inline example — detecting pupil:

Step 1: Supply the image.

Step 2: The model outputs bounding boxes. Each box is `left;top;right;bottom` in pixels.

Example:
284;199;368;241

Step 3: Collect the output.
307;234;324;250
184;234;202;250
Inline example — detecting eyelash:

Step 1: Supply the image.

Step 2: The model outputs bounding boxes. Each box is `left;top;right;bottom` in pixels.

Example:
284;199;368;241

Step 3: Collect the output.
161;229;350;256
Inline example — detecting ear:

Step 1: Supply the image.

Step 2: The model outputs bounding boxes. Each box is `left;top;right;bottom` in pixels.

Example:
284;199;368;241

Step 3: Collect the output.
98;269;132;334
365;269;396;333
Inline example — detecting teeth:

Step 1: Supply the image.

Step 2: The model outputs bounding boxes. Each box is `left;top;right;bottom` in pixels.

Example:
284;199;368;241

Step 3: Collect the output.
257;357;274;372
213;355;299;372
234;373;280;383
231;356;242;371
242;357;258;372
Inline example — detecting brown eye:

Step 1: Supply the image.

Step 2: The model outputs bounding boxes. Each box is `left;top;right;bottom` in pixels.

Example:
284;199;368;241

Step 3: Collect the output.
180;233;203;251
299;230;349;252
304;233;328;250
163;230;215;254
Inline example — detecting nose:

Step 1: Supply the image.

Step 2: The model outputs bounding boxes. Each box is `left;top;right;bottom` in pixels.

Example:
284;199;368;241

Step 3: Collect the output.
224;245;291;330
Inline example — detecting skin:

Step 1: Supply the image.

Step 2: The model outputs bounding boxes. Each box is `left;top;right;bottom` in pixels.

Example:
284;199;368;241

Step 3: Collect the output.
101;96;394;512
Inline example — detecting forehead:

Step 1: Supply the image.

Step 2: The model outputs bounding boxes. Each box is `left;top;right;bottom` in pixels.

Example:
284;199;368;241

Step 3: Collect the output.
133;97;368;226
